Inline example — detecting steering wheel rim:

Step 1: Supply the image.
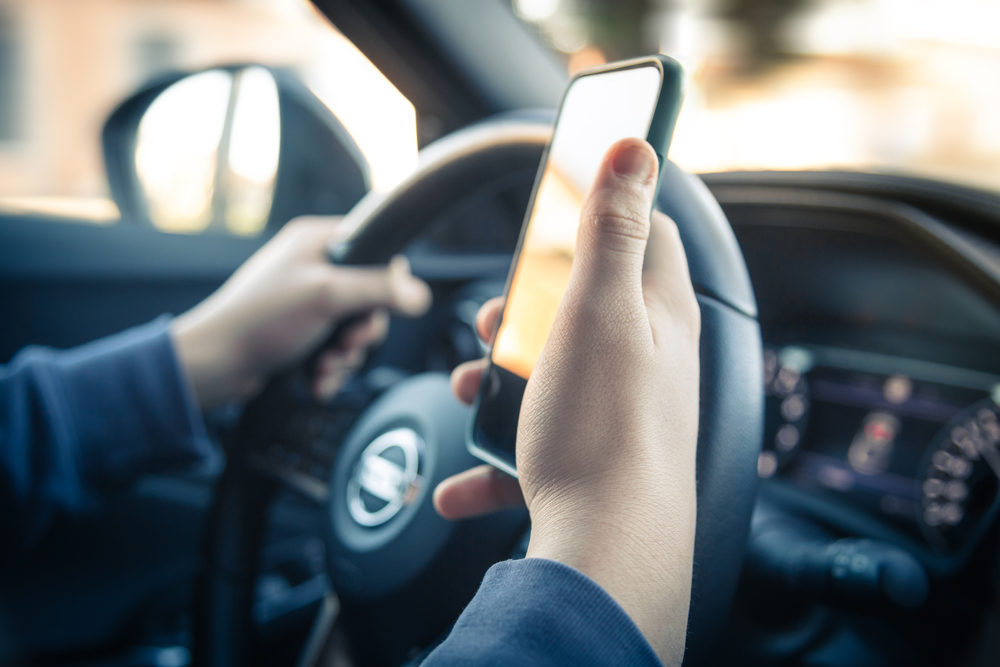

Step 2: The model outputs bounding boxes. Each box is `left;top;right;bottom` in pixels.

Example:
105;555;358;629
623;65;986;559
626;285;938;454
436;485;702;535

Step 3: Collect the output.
194;116;763;667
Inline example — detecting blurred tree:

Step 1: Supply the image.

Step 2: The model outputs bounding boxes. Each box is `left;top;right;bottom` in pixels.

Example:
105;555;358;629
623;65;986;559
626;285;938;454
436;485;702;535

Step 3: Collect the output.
575;0;659;60
569;0;814;71
717;0;815;71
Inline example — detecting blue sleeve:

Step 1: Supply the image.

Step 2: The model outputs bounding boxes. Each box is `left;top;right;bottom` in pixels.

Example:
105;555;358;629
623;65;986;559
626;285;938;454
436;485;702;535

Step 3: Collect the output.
0;316;213;544
423;558;662;666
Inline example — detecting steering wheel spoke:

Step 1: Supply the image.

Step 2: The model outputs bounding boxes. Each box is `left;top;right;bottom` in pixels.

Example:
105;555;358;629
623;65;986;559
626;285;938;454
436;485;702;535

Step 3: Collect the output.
239;385;371;502
248;452;331;504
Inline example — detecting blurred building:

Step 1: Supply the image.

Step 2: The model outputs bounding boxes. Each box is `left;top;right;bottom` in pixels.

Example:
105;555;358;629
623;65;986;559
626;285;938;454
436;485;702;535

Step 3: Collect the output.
0;0;417;223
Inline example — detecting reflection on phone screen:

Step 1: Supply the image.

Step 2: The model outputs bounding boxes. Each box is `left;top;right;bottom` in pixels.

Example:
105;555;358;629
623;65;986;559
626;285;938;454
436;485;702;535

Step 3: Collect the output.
473;62;666;474
492;65;662;379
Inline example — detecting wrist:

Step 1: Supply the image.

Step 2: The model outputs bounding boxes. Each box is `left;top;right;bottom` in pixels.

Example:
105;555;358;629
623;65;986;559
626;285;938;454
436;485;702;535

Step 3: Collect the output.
170;307;257;409
524;488;695;666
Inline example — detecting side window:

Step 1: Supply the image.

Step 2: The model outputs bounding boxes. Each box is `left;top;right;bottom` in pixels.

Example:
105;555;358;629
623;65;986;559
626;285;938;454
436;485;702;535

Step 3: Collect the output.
0;0;418;235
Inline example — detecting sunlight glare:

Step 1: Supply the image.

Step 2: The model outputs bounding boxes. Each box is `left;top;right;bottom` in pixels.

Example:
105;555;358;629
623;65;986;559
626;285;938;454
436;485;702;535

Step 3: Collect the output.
228;67;281;184
304;31;418;193
135;70;232;233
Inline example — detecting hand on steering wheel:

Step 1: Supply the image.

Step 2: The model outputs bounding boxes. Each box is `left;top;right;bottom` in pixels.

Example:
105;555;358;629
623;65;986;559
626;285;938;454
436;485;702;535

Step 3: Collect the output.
435;138;701;663
171;216;432;409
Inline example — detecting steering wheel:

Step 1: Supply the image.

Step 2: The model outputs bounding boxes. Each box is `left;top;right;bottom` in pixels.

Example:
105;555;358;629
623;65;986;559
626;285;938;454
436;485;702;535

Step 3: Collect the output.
193;116;763;667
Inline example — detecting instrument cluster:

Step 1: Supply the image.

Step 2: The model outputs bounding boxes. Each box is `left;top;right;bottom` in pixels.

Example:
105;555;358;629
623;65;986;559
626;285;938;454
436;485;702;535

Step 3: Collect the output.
761;345;1000;557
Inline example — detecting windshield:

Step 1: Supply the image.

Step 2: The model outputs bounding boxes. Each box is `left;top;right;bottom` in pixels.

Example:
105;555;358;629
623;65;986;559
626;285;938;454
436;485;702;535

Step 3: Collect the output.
512;0;1000;194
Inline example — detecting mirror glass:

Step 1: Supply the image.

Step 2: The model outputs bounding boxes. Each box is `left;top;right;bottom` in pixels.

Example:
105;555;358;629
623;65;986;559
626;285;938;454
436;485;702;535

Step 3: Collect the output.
134;66;281;235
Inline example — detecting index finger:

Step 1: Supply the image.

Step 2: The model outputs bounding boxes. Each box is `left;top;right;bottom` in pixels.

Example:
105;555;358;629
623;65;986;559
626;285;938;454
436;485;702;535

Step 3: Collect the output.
475;296;505;345
433;464;525;519
642;210;700;337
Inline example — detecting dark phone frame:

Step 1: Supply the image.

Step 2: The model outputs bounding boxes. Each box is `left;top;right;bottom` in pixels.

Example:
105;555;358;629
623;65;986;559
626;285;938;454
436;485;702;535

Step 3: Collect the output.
467;55;685;476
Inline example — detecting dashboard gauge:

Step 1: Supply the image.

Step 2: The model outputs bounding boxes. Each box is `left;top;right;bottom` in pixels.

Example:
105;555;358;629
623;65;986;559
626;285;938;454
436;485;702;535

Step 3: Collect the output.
759;346;812;477
920;398;1000;551
848;412;900;476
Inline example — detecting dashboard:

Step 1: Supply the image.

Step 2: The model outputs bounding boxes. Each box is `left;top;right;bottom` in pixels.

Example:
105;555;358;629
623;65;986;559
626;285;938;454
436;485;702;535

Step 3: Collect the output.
698;173;1000;664
760;343;1000;565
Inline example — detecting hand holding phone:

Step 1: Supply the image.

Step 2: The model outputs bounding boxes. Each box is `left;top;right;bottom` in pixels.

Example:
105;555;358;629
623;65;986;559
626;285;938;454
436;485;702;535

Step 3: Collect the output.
468;56;684;475
437;138;701;663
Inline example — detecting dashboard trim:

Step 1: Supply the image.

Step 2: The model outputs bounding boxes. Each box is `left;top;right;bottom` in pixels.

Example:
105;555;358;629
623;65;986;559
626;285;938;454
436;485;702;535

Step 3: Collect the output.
709;187;1000;307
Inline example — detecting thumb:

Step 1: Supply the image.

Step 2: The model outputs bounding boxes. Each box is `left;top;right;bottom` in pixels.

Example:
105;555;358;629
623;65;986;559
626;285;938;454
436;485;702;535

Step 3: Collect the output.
572;138;659;298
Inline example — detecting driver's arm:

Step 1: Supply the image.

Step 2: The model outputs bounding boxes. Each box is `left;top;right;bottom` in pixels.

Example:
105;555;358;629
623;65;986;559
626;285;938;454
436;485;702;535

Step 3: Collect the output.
423;558;662;666
426;139;700;666
0;218;430;547
0;317;212;545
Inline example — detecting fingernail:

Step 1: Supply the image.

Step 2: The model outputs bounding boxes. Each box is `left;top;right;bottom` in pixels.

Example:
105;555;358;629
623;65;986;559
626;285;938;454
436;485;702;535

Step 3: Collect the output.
611;141;655;181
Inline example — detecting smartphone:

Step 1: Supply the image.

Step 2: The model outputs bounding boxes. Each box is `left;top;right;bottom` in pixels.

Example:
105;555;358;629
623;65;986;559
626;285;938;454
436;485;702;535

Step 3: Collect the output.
467;55;684;477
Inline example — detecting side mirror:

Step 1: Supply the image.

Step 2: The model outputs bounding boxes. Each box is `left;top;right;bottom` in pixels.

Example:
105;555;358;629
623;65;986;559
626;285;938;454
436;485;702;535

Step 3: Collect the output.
102;65;369;235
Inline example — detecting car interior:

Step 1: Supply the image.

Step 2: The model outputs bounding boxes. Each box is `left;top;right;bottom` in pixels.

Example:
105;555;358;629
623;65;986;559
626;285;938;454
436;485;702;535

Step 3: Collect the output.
0;1;998;666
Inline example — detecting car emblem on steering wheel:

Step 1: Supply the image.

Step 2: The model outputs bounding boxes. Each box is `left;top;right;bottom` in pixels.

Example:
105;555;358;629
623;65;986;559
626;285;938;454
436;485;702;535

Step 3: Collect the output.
346;427;425;527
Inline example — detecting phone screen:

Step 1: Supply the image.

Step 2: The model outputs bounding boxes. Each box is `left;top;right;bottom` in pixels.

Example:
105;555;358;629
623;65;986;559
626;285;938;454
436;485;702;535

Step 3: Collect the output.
471;62;666;474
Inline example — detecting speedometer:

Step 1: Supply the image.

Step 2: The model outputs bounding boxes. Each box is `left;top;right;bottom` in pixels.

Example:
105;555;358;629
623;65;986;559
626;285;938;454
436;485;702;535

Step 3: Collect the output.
920;398;1000;552
759;346;811;477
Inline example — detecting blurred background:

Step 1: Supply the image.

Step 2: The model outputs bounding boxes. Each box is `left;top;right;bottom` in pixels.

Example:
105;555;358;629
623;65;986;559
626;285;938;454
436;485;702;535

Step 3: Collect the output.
516;0;1000;192
0;0;996;236
0;0;419;232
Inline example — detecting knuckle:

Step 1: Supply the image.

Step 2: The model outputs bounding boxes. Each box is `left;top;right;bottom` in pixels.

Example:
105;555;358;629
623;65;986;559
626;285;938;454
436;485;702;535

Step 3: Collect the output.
286;215;330;229
583;206;650;255
282;216;313;237
588;205;650;239
284;215;311;228
281;216;332;246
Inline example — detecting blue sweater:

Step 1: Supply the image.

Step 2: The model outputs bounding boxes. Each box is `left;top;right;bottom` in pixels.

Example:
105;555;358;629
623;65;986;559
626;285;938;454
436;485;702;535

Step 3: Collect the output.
0;317;211;544
0;319;661;666
425;558;661;666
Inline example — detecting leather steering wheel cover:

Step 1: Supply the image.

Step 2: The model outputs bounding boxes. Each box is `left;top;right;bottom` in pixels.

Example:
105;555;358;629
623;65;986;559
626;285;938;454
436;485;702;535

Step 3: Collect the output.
330;122;553;265
335;117;764;664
